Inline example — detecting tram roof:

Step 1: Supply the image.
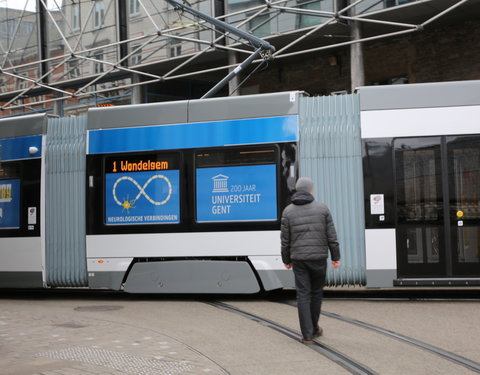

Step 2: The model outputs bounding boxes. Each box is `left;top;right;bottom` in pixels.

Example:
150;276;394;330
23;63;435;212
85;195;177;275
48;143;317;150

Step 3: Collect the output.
358;79;480;111
87;91;304;130
0;113;48;138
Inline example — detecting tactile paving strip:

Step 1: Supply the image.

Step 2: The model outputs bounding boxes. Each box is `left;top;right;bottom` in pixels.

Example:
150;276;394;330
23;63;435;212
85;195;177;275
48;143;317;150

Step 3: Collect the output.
37;347;195;375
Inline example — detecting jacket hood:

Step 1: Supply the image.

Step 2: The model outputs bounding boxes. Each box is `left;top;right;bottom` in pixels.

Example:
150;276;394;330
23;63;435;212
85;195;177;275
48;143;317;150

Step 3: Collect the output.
291;191;314;205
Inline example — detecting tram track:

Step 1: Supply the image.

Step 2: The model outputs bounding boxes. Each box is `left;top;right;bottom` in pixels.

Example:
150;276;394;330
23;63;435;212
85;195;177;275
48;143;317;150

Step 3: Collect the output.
207;301;378;375
279;299;480;374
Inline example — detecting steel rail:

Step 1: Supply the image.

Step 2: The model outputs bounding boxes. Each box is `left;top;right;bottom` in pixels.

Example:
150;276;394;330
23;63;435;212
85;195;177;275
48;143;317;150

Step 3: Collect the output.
39;0;74;54
0;1;27;69
0;56;71;110
207;301;378;375
161;3;270;80
0;70;72;97
322;310;480;373
72;0;96;53
420;0;470;27
356;0;433;18
339;15;417;29
0;33;152;73
269;5;335;17
273;17;337;57
274;27;417;59
281;300;480;373
166;0;275;53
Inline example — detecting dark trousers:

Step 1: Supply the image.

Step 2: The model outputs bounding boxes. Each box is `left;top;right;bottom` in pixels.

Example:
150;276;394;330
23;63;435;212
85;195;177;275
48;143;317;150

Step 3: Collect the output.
292;259;327;339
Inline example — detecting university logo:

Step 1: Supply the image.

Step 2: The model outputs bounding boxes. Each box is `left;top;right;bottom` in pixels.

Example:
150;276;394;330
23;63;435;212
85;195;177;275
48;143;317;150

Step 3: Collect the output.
212;174;229;193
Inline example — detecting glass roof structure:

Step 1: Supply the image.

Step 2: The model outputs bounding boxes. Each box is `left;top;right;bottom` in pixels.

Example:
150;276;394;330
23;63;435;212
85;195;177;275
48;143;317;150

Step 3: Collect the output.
0;0;478;115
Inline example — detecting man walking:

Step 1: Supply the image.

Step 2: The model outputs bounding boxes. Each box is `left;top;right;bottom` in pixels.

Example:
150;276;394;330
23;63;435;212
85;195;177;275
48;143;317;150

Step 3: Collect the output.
281;177;341;344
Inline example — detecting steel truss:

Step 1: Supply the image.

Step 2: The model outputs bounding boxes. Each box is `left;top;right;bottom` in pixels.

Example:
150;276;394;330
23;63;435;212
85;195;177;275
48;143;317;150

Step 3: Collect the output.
0;0;474;113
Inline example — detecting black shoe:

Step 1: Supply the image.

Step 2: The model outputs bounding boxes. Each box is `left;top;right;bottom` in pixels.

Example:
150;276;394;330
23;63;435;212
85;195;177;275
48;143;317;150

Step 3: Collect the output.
313;327;323;338
300;338;313;345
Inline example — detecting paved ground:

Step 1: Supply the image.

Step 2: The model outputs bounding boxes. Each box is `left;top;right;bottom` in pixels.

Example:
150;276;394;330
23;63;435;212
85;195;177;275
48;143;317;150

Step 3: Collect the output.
1;289;479;375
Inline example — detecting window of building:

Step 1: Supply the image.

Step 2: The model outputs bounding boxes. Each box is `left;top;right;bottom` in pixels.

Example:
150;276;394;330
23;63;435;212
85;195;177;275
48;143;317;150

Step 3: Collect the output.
248;13;270;38
68;59;80;78
0;19;35;39
129;0;141;16
296;0;323;29
72;3;80;31
19;21;35;36
384;0;414;7
0;19;18;37
93;52;104;74
168;41;182;58
16;79;28;90
93;1;105;29
130;44;142;65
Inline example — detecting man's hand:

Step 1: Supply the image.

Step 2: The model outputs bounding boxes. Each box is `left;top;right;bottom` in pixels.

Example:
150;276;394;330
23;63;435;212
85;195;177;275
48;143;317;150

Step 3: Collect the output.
284;263;292;270
331;260;341;269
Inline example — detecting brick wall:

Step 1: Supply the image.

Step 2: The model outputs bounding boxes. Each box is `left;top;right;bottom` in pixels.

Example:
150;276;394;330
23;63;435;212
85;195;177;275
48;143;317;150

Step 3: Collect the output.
242;19;480;95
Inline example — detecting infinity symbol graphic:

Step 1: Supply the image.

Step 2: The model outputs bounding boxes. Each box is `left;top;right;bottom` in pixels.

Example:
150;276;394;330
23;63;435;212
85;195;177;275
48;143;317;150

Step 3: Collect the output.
112;175;172;207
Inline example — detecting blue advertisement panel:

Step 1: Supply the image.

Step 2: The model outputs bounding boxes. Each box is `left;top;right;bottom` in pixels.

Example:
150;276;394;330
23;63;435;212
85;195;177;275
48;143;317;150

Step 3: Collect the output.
0;179;20;229
196;164;277;222
0;135;42;161
88;115;298;155
105;170;180;225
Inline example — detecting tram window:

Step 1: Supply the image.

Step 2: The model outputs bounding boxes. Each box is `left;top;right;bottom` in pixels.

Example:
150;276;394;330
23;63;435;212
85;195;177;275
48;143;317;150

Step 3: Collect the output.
0;178;21;229
196;148;276;167
404;227;440;264
0;163;20;178
395;147;442;222
195;148;278;223
103;153;180;225
452;147;480;220
0;163;21;230
449;139;480;264
362;138;395;229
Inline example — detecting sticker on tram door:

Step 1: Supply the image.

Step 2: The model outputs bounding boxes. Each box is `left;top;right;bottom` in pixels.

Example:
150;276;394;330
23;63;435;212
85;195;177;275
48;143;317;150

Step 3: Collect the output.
28;207;37;225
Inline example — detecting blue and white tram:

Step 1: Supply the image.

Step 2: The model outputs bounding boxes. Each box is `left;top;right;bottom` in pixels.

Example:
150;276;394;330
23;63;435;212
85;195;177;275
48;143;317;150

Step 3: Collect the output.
0;92;301;293
359;80;480;287
85;92;300;293
0;115;44;288
1;81;479;292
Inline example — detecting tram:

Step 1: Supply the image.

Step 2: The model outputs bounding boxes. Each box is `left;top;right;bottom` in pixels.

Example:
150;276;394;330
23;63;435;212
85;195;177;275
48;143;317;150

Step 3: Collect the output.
0;80;479;292
360;80;480;286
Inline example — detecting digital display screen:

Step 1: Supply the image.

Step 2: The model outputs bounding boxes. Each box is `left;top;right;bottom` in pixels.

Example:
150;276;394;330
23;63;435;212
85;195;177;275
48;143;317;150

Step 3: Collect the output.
105;155;177;174
196;164;277;222
0;179;20;229
104;154;180;225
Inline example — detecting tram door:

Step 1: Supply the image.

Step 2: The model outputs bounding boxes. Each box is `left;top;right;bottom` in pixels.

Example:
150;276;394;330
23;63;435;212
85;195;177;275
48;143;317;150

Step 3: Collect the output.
394;136;480;279
447;136;480;276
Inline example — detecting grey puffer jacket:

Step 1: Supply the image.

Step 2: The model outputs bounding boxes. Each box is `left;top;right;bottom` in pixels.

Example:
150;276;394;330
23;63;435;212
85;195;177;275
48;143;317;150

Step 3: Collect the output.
281;191;340;264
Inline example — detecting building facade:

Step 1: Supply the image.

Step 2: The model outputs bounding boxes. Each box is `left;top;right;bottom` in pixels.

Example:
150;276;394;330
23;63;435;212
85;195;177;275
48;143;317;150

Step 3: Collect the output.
1;0;479;117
